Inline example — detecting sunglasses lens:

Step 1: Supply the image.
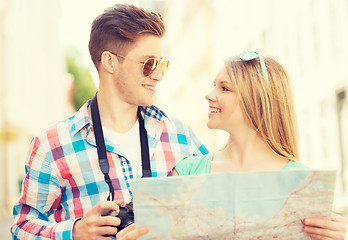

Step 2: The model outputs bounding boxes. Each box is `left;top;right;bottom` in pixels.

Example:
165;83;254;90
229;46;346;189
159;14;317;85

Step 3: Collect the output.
240;52;258;61
160;60;169;75
143;58;156;76
143;59;169;76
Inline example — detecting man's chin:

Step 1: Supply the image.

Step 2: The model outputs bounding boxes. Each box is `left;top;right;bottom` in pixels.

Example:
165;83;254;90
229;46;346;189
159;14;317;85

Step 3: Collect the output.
138;100;154;107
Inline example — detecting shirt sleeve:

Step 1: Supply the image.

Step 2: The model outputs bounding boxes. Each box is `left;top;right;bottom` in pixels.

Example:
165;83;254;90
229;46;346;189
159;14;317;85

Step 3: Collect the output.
11;136;75;240
187;126;209;156
175;156;196;176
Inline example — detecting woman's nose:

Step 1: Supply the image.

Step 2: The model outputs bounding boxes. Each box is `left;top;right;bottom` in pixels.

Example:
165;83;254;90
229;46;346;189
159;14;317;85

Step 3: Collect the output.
205;91;216;102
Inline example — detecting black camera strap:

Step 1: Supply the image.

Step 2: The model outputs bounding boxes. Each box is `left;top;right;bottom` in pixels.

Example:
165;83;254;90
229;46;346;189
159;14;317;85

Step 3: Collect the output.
91;94;152;201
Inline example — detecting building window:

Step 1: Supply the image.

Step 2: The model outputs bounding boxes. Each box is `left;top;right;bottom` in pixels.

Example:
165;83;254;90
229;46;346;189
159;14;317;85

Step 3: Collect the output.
329;2;339;56
336;88;348;195
312;22;320;64
295;16;304;75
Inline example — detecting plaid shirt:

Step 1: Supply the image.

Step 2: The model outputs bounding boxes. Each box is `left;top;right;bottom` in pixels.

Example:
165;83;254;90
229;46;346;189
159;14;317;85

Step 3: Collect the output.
11;100;208;240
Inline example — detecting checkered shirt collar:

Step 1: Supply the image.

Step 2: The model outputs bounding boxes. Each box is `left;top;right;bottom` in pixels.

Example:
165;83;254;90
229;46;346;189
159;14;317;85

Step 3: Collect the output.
70;100;168;137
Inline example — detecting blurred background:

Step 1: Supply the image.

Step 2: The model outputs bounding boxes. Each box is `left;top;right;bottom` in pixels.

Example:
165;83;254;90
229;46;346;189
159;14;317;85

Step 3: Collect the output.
1;0;348;238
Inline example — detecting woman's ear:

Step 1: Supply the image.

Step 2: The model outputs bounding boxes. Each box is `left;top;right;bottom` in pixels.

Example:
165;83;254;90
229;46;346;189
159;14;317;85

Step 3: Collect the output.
100;51;116;73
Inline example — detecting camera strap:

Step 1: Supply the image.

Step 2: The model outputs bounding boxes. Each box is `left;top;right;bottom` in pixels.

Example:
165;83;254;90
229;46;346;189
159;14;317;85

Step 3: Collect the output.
91;94;152;201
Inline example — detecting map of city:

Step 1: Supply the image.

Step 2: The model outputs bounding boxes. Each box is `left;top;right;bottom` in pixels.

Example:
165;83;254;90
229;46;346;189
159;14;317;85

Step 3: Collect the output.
132;170;336;240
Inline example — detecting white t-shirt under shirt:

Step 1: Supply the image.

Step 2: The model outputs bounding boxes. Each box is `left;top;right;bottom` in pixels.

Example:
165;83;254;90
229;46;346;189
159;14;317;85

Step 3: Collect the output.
103;120;142;177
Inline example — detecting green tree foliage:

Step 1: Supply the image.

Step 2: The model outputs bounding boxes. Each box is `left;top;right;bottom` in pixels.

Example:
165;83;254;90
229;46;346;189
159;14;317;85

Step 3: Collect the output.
66;49;97;111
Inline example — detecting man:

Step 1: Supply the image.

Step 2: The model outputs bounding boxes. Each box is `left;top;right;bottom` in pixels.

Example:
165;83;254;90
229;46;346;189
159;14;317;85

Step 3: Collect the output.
11;4;208;239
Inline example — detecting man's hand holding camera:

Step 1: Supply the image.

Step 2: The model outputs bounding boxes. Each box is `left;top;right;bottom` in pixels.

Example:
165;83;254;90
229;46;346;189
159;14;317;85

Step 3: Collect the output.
102;202;135;232
72;200;156;240
72;200;120;239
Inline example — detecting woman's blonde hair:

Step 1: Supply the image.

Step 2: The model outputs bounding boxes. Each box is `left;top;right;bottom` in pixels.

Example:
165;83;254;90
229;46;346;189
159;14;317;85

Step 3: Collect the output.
224;54;299;161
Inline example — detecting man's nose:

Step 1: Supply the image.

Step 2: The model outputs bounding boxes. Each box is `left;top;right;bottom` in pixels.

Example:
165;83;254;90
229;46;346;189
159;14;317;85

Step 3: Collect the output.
149;65;164;81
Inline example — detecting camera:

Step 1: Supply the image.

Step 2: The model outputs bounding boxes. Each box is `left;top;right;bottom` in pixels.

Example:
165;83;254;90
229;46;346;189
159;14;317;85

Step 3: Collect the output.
101;202;134;232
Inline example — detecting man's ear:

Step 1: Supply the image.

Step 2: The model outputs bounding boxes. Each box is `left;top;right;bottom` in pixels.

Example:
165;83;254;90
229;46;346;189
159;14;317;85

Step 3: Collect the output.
100;51;116;73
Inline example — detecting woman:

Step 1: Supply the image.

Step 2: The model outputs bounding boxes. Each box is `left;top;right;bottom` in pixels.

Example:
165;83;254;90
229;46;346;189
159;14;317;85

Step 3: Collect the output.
173;51;347;240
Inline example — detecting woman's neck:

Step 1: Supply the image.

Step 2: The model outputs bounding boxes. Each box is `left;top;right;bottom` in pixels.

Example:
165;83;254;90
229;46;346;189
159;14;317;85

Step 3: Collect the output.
212;129;288;172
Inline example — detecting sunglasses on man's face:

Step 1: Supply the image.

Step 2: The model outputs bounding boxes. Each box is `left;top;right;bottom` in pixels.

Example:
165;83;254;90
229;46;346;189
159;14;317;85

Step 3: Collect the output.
239;51;269;83
108;51;170;77
142;57;170;77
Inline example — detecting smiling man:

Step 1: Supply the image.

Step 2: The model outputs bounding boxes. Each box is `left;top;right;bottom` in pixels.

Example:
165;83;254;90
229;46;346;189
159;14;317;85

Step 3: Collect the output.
11;4;208;240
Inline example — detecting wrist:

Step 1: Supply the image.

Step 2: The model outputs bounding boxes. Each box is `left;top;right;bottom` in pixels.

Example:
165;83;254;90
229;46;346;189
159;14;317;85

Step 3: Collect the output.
72;218;81;240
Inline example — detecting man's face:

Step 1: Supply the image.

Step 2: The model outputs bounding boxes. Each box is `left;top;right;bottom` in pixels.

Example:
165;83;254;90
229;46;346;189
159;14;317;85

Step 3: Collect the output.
113;34;164;107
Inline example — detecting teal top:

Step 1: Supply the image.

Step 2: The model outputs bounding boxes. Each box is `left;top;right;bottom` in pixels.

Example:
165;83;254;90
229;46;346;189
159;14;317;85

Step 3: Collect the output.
175;153;308;176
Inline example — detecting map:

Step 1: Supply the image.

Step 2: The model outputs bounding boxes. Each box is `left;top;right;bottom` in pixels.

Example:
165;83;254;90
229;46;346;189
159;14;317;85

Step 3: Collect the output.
132;170;336;240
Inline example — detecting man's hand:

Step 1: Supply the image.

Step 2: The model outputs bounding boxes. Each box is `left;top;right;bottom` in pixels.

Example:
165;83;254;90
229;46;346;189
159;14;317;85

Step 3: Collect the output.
73;201;121;240
116;224;159;240
304;212;347;240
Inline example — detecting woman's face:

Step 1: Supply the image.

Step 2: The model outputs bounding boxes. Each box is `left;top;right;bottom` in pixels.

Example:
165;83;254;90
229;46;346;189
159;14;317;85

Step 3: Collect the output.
205;67;246;132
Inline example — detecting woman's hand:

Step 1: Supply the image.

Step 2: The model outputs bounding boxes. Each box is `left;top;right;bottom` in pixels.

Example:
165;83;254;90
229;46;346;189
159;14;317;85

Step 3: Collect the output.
116;224;159;240
304;212;347;240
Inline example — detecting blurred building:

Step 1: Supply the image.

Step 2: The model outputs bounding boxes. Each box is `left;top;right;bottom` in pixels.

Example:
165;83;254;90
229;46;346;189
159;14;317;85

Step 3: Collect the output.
151;0;348;214
0;0;71;216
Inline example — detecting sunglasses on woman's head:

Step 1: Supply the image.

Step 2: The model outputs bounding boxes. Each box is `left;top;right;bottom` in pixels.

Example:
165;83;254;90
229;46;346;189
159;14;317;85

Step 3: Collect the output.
107;51;170;77
239;51;269;83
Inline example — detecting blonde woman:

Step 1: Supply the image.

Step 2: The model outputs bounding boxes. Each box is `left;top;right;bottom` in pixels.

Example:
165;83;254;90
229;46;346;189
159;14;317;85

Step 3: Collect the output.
173;52;347;240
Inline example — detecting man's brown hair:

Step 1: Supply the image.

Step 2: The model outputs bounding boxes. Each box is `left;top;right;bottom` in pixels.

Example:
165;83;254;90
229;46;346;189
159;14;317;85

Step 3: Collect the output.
88;4;166;70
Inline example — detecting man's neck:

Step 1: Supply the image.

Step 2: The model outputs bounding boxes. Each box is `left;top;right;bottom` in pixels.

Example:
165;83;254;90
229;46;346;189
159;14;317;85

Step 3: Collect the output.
96;91;138;133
